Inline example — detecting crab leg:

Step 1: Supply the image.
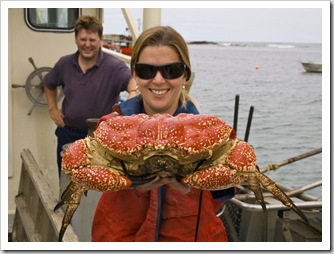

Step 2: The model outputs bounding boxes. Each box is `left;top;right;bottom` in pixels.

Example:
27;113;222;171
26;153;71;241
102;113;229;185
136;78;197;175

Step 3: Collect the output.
54;181;87;241
55;166;132;241
55;167;132;241
247;172;266;211
182;165;308;223
181;165;240;190
70;166;132;192
254;170;309;223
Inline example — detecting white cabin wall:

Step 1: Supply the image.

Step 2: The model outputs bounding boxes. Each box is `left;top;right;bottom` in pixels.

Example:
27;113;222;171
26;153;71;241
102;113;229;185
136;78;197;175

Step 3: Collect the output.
8;11;13;179
82;8;103;18
8;9;78;219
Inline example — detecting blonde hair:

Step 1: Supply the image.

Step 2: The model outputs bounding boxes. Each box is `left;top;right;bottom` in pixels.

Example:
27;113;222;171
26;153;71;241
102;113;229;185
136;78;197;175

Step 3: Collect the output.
131;26;197;108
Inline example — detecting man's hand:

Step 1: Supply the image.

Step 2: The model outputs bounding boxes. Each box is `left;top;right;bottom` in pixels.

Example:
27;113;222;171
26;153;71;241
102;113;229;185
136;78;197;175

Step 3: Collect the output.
44;85;64;127
49;107;65;127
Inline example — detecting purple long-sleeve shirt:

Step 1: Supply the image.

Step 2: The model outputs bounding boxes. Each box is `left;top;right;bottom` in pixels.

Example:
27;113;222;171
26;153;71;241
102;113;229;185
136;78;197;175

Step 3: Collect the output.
44;49;132;131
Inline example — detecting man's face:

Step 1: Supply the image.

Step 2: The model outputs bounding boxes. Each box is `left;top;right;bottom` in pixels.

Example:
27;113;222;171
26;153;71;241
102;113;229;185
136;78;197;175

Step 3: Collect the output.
75;29;102;61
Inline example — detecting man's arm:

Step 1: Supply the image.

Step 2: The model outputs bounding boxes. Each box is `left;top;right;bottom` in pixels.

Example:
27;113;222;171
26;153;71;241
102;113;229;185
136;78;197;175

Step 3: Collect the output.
44;85;65;127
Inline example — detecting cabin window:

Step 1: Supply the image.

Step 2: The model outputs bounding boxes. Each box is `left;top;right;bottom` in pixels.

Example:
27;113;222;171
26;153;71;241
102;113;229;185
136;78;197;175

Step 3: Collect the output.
25;8;80;32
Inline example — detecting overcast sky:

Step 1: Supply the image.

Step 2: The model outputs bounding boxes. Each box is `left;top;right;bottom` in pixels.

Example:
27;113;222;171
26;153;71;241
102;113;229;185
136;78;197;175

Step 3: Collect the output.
103;8;323;43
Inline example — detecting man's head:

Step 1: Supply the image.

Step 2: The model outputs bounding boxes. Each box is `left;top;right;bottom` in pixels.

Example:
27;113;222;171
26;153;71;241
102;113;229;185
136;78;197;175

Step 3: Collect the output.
74;16;103;62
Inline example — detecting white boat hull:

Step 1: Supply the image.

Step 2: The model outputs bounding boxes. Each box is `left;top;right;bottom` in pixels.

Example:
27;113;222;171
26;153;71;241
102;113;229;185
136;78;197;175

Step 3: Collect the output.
301;61;322;73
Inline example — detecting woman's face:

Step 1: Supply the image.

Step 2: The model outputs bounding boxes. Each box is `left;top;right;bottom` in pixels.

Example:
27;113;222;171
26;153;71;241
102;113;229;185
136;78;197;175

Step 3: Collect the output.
134;46;186;116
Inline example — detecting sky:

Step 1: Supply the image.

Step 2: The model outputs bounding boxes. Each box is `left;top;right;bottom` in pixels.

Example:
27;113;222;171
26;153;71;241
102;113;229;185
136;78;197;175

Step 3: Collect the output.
103;7;323;43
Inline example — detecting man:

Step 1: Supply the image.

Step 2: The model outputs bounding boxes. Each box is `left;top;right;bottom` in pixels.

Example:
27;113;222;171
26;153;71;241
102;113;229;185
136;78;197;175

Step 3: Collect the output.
44;15;137;177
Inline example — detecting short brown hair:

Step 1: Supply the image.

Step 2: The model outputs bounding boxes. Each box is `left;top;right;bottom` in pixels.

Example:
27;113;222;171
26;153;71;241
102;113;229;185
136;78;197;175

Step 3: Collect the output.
74;15;103;38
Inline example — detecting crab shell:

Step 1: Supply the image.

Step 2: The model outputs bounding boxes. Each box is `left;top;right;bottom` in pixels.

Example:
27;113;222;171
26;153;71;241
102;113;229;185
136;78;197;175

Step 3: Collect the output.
62;113;254;191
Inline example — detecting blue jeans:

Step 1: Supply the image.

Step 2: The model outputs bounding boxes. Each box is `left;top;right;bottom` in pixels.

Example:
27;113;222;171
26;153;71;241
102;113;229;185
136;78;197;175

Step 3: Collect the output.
55;126;87;178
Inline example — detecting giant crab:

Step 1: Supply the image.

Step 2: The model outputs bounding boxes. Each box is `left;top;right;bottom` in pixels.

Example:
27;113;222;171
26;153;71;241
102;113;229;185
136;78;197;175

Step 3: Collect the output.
55;113;308;241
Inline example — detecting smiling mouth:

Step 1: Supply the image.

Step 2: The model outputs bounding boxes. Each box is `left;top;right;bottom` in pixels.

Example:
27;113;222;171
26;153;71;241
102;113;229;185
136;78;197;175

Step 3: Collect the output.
150;89;169;95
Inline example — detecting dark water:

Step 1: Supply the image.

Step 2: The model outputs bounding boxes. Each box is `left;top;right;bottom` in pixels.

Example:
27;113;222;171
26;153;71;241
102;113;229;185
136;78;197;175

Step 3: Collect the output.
188;42;322;198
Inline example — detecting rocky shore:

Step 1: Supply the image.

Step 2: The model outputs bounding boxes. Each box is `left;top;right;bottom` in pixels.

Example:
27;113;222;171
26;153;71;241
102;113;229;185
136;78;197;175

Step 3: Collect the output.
187;41;218;45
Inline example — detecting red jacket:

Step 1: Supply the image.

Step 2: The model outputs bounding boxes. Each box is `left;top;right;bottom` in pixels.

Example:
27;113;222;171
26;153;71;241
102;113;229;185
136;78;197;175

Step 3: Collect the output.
91;98;231;242
92;187;227;242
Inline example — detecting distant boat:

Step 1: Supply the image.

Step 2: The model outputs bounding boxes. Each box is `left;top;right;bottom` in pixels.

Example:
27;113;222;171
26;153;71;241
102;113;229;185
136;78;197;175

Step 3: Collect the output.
301;61;322;73
103;33;133;56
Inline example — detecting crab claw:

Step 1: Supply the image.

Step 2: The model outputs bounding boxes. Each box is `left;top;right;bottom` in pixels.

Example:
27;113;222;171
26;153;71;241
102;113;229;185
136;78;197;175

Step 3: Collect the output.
56;138;133;241
62;139;133;192
54;181;87;242
55;168;133;242
54;169;132;242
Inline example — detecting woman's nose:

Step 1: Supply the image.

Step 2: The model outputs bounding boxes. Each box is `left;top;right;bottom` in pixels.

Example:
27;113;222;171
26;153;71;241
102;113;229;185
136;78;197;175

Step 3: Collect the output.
152;70;165;83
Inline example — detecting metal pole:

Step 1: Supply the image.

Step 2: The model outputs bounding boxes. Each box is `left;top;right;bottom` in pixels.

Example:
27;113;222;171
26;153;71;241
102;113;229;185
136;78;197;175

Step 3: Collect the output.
121;8;140;41
233;94;239;134
244;106;254;142
260;147;322;173
143;8;161;31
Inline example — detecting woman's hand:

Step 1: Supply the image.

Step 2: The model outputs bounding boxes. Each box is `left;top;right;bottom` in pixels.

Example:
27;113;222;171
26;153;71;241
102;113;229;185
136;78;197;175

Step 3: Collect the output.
167;178;190;194
136;176;190;194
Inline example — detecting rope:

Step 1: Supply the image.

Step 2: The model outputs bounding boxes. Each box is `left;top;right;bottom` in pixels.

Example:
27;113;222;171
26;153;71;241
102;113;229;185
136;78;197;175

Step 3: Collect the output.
155;186;165;241
194;190;204;242
193;159;206;242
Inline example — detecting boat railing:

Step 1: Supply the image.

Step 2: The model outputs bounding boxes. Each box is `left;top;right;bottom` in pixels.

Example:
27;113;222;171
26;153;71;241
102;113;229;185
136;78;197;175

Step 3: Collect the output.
218;184;322;242
11;149;79;242
102;47;131;64
219;183;322;214
217;148;322;242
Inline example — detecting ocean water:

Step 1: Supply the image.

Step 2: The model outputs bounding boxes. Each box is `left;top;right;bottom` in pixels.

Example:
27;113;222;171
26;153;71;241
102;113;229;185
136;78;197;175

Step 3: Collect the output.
188;42;322;198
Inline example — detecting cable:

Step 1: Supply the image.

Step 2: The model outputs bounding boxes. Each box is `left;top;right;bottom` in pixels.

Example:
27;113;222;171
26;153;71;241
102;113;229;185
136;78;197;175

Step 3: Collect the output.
194;190;204;242
155;186;165;241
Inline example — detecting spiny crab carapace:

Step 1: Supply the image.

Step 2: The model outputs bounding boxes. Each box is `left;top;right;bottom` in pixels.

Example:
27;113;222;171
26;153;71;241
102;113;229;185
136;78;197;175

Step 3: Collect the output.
55;113;308;241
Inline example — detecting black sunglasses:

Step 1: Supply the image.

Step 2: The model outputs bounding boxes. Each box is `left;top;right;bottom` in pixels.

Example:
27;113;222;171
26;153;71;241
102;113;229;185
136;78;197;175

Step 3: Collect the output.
135;62;186;80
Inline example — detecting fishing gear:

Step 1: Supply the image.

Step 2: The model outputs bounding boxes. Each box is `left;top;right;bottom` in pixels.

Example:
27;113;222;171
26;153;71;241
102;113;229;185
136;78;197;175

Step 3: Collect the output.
233;94;239;133
244;106;254;142
260;147;322;173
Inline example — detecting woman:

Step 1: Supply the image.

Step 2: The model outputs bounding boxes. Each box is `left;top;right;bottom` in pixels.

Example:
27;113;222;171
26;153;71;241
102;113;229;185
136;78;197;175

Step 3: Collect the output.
92;26;234;242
